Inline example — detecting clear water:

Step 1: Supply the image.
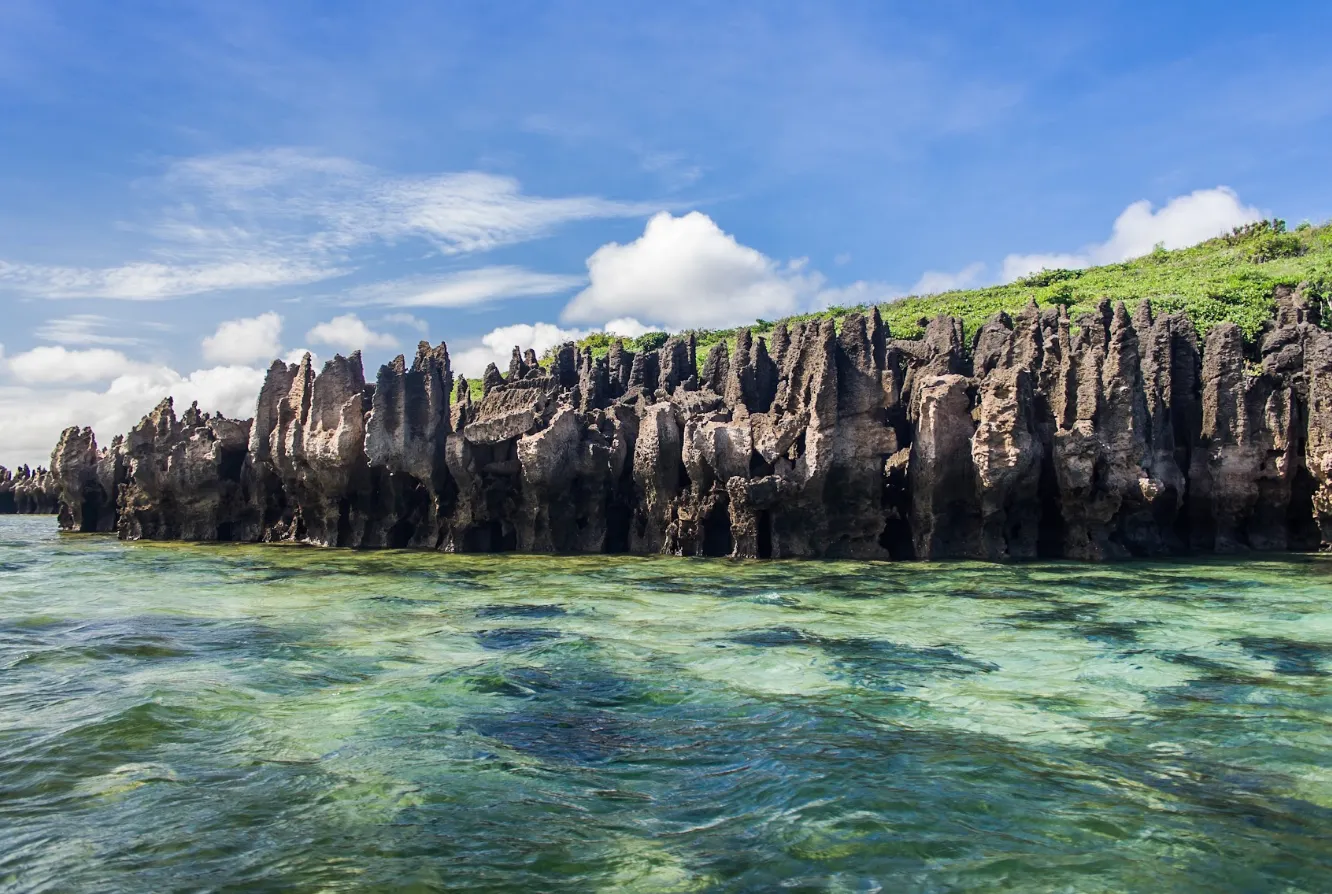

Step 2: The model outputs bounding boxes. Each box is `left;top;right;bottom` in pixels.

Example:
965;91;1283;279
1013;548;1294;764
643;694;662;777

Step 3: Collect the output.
2;515;1332;892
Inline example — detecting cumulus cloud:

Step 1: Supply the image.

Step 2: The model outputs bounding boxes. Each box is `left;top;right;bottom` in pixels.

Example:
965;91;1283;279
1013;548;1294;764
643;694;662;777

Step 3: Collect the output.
0;363;268;468
306;314;398;353
562;211;816;330
451;322;589;379
354;266;583;308
812;280;904;309
201;312;284;365
604;317;654;338
911;262;987;295
999;253;1088;283
4;346;155;384
557;212;909;328
1000;187;1261;282
1095;187;1262;260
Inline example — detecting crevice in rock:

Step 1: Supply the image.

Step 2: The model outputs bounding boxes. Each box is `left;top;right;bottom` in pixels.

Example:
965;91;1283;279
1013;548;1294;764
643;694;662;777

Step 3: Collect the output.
756;510;773;559
701;498;734;557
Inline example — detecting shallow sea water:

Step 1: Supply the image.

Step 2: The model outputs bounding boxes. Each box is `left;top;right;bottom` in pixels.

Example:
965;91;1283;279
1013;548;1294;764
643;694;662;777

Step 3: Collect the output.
2;515;1332;892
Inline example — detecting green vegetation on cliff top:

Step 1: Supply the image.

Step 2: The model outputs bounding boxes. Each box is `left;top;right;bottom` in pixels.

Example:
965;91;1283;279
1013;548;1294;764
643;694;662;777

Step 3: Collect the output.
568;219;1332;364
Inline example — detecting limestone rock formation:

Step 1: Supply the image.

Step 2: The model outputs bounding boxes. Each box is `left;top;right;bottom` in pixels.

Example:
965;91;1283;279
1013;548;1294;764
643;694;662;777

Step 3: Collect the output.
50;426;122;532
115;398;257;541
39;286;1332;560
0;465;58;514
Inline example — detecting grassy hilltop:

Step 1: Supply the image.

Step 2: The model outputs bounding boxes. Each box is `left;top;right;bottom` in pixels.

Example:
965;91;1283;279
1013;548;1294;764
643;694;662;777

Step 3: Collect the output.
569;218;1332;366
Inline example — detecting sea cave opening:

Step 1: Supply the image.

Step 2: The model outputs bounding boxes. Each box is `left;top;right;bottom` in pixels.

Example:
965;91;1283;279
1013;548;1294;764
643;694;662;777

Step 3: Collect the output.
756;510;773;559
79;488;102;532
387;516;417;549
218;447;246;483
701;503;734;557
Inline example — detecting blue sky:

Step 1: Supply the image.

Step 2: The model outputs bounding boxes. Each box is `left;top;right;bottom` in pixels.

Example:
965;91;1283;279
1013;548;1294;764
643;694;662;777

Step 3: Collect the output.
2;0;1332;465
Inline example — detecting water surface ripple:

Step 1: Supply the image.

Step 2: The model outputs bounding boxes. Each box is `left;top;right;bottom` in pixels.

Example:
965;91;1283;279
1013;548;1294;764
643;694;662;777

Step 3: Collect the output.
2;516;1331;892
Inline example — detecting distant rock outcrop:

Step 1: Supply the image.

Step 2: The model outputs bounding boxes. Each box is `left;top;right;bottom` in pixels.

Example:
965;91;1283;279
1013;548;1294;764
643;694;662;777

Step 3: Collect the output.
39;288;1332;559
0;464;58;514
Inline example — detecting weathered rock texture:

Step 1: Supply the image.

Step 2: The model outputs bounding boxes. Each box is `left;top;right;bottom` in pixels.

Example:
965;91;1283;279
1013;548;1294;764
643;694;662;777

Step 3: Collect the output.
43;290;1332;559
0;465;58;514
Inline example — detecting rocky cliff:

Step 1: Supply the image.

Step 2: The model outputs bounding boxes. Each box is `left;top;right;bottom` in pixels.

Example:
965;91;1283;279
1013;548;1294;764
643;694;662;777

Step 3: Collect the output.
43;289;1332;559
0;465;58;514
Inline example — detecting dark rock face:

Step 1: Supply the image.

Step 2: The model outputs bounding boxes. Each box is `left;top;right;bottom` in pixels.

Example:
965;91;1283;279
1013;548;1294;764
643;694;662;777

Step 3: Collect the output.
0;464;58;514
116;398;257;541
41;289;1332;559
49;426;122;532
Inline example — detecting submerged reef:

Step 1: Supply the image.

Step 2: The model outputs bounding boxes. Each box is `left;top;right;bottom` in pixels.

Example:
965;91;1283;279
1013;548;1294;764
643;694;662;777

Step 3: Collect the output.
43;288;1332;560
0;465;58;514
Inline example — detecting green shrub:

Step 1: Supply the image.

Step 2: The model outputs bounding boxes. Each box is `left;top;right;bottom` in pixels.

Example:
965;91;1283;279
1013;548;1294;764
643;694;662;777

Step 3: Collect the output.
1247;232;1305;263
1016;268;1084;288
631;331;670;352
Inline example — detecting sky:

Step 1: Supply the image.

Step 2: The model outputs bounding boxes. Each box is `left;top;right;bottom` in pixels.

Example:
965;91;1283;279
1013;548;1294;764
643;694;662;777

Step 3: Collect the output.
2;0;1332;467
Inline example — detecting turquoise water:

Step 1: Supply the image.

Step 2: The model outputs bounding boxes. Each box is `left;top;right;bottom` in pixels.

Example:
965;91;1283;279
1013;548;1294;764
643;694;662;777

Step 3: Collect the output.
2;516;1332;892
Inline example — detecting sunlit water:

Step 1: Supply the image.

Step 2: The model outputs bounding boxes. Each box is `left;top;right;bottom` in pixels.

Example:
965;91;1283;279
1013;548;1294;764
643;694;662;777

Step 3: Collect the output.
2;516;1332;892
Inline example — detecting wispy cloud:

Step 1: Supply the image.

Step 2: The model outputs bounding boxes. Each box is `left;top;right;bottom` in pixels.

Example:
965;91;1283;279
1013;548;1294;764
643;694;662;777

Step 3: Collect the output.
352;266;584;308
0;258;335;301
35;314;146;346
0;147;659;301
162;148;660;255
380;312;430;334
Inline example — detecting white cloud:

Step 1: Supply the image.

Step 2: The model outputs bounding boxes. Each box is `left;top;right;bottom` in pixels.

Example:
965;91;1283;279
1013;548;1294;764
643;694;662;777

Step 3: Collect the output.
604;317;654;338
0;148;656;302
306;314;398;353
562;211;815;330
283;348;318;366
911;262;986;296
0;365;266;468
813;280;904;309
35;314;143;346
999;187;1262;282
4;346;156;384
168;366;268;419
380;313;430;334
353;266;583;308
0;258;336;301
1095;187;1261;261
452;322;589;379
999;253;1088;283
639;151;704;189
201;312;284;365
166;149;659;255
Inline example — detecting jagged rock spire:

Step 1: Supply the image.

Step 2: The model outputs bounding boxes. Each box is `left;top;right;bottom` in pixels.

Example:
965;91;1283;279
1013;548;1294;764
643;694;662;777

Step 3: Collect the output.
39;294;1332;560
